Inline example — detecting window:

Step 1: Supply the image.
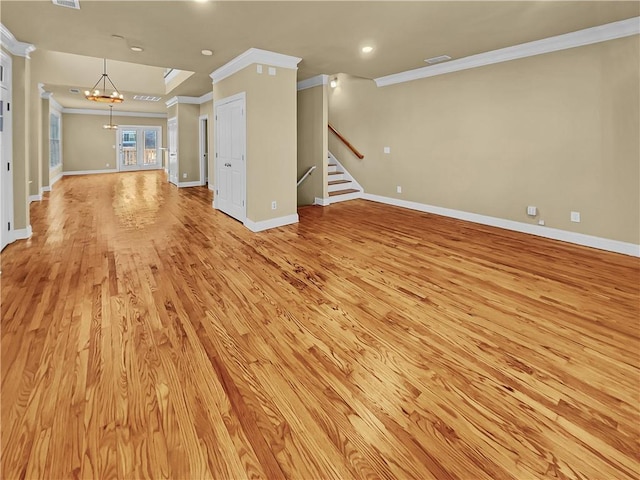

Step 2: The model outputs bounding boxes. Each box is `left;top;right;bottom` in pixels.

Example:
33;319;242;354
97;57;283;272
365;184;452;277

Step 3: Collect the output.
50;112;61;168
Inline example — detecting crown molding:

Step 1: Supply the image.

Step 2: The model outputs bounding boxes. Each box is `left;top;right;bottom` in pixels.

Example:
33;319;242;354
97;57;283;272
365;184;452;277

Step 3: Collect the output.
210;48;302;84
297;74;329;91
198;91;213;103
0;23;36;58
166;91;213;108
375;16;640;87
62;108;167;118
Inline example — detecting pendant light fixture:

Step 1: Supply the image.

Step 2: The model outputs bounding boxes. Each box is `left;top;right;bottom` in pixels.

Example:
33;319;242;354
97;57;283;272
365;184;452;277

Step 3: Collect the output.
85;58;124;103
103;105;118;129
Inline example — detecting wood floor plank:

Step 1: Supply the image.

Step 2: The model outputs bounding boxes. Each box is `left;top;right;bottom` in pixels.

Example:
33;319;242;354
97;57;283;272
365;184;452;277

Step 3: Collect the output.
1;170;638;479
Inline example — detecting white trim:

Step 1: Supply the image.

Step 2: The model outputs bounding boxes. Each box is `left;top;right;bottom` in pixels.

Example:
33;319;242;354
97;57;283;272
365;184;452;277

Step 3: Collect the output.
199;114;209;186
63;169;118;176
11;225;32;241
0;24;35;58
178;181;201;188
199;91;213;104
314;197;330;207
164;68;183;85
62;108;167;118
210;48;302;84
208;183;215;191
329;191;362;204
41;186;51;192
50;171;62;186
297;75;329;91
29;194;42;203
165;95;201;107
375;16;640;87
49;97;63;113
362;193;640;257
244;214;299;233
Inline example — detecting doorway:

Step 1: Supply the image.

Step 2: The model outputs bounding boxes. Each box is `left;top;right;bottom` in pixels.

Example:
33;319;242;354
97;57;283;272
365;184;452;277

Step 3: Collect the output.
199;114;209;187
214;92;246;222
0;51;13;251
117;125;162;171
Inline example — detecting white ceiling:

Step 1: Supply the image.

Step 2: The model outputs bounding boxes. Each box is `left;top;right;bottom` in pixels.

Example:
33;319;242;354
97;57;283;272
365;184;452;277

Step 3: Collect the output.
1;1;638;113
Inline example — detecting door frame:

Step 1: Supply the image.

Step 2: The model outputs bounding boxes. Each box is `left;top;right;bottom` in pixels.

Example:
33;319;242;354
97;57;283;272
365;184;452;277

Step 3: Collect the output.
116;125;163;172
0;50;13;251
213;91;246;221
199;114;209;187
167;117;178;186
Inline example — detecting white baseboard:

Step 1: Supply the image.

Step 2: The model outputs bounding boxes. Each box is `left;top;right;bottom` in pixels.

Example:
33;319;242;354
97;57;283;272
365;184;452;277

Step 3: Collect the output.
208;183;215;191
244;213;299;233
50;172;62;186
11;225;32;242
41;186;51;192
29;194;42;203
362;193;640;257
63;169;118;176
178;181;202;188
314;197;330;206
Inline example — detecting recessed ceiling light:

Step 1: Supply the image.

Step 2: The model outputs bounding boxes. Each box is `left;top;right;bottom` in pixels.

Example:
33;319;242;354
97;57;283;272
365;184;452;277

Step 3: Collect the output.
362;46;373;53
425;54;452;65
130;46;144;52
201;49;213;56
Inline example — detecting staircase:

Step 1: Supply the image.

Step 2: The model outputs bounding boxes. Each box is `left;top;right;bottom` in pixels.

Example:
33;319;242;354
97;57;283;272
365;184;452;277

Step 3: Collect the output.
326;151;362;204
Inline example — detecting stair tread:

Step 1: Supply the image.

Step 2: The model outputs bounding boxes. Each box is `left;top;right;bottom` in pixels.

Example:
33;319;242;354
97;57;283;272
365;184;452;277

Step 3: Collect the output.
328;171;344;175
328;179;351;185
328;163;337;167
329;188;360;197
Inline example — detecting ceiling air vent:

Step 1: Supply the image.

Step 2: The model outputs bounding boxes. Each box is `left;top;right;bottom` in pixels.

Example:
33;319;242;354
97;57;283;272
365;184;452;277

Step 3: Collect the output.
69;88;80;94
133;95;162;102
52;0;80;9
425;55;451;65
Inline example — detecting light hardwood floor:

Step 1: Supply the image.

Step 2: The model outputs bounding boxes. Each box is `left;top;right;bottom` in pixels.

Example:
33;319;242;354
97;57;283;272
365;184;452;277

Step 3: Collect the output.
1;171;638;479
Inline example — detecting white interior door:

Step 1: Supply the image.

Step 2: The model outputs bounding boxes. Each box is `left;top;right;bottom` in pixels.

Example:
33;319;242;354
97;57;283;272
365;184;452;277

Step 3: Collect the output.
214;93;245;222
0;52;13;251
118;126;162;171
167;117;178;185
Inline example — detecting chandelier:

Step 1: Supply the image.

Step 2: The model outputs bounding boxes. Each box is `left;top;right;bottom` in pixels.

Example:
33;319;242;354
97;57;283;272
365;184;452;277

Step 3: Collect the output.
103;105;118;129
85;58;124;103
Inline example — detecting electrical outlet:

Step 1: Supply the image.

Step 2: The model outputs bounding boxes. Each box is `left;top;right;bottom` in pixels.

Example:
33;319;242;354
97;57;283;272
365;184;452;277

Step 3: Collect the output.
106;163;110;167
396;186;402;194
384;147;391;154
271;201;277;210
571;211;581;223
182;173;187;179
538;219;545;226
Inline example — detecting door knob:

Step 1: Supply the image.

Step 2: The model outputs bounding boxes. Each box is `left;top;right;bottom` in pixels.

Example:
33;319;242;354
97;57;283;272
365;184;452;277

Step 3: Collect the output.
225;163;231;167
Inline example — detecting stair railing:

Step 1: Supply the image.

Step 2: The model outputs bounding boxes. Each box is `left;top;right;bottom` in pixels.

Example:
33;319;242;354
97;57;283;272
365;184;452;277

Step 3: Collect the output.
328;124;364;159
297;165;317;187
